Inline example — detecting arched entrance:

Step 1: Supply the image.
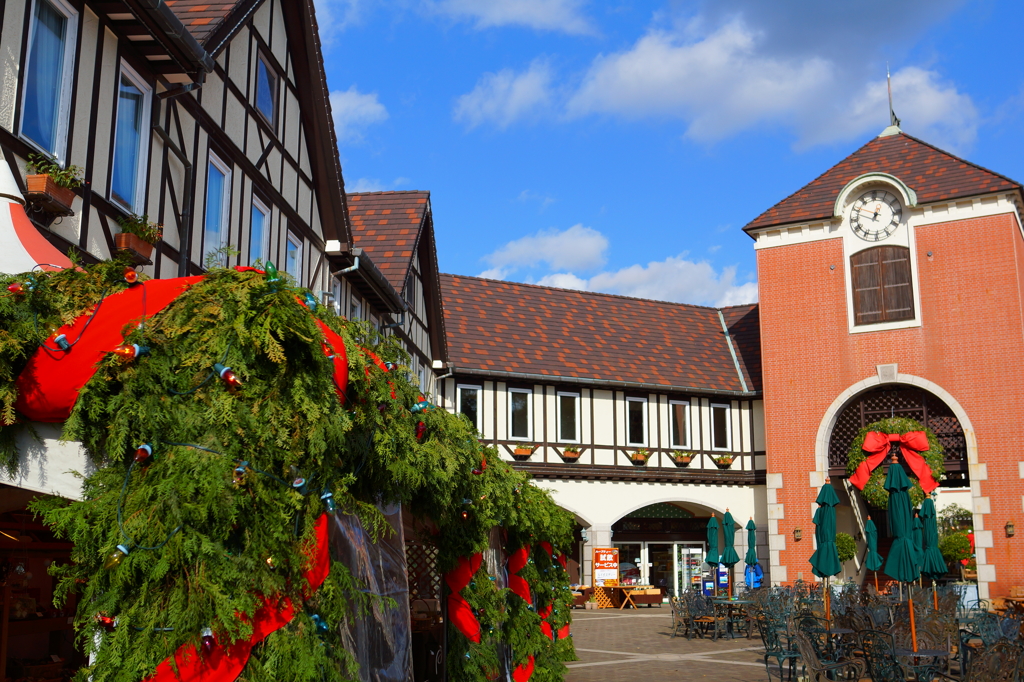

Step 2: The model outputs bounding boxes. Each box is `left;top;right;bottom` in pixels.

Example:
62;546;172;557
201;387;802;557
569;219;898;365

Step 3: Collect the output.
610;501;737;596
825;384;969;486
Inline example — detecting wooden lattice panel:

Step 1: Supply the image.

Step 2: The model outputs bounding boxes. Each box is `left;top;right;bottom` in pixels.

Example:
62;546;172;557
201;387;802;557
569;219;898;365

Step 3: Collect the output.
406;539;441;603
594;587;615;608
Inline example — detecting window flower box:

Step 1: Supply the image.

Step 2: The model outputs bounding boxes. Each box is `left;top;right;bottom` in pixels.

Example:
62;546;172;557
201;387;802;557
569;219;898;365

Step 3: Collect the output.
560;447;581;463
671;451;695;467
629;449;649;466
115;214;162;265
713;455;735;470
512;444;537;461
25;174;76;216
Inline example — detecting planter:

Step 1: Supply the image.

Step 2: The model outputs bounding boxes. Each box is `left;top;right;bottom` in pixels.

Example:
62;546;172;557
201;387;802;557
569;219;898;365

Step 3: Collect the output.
560;451;581;463
115;232;156;264
584;601;598;610
672;456;694;467
713;457;735;470
629;455;648;467
25;174;76;216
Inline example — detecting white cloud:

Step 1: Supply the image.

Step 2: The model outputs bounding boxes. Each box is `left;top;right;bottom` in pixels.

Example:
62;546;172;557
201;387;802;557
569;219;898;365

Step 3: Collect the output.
429;0;594;34
312;0;363;43
479;224;607;279
348;177;412;193
536;272;589;289
454;60;554;129
329;86;389;144
518;189;555;211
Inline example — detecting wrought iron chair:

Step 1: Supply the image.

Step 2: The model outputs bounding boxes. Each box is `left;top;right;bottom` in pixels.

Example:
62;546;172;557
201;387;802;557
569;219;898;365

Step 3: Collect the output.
792;631;865;682
932;639;1023;682
669;595;689;638
687;592;728;641
792;614;838;665
756;613;800;681
857;629;913;682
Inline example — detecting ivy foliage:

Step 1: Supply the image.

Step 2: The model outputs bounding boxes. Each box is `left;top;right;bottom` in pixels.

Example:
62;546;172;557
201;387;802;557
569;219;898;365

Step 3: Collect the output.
0;263;575;682
845;417;945;508
835;532;857;564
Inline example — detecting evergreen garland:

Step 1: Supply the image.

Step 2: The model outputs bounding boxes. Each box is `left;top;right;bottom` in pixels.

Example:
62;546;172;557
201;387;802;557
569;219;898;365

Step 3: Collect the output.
0;262;576;682
845;417;945;508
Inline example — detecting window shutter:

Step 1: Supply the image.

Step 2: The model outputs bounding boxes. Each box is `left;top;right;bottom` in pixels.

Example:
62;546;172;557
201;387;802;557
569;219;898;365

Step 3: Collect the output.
851;246;915;325
851;248;883;324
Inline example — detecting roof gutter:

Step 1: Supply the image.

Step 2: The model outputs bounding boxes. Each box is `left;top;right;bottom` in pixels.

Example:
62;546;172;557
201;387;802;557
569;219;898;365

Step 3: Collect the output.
134;0;216;75
325;243;406;314
449;366;759;398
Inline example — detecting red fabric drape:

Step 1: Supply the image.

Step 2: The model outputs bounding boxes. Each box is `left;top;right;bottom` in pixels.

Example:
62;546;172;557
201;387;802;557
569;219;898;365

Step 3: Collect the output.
512;656;535;682
508;545;532;605
445;553;483;643
849;431;938;494
147;514;330;682
14;276;204;422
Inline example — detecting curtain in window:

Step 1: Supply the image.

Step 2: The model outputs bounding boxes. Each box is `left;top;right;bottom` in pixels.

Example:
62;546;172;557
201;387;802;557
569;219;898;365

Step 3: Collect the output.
285;238;301;279
205;163;226;263
111;73;144;208
23;0;67;153
250;203;266;264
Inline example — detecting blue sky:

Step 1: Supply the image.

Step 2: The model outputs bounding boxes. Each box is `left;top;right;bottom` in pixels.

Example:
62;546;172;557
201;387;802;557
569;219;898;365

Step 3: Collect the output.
313;0;1024;307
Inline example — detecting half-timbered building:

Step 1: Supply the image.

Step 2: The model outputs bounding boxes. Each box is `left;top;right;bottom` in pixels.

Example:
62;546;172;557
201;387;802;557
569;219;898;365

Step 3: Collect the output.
439;274;768;592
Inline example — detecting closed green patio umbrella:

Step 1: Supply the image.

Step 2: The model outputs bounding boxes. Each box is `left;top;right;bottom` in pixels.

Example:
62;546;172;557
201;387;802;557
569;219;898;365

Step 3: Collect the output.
721;510;741;596
884;457;921;650
913;510;924;572
865;516;884;591
920;496;947;609
745;518;758;566
810;480;842;622
706;516;720;595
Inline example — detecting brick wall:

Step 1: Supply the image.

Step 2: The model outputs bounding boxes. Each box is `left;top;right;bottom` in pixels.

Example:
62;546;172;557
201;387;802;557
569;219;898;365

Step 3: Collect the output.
758;212;1024;595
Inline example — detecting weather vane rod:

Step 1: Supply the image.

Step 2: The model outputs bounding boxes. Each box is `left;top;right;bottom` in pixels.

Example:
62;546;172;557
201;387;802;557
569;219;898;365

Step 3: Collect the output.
887;63;901;128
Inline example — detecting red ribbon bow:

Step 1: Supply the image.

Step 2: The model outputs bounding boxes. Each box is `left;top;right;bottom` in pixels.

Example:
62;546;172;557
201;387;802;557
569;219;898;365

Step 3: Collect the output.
848;431;938;494
508;545;533;605
445;553;484;643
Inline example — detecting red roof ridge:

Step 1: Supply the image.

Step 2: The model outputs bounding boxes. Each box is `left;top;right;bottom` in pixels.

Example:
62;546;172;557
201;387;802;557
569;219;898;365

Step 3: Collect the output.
440;272;736;312
348;190;430;197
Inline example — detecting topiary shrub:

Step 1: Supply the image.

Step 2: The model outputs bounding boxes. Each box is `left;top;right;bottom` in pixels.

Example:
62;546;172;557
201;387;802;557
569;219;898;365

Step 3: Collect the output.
836;532;857;564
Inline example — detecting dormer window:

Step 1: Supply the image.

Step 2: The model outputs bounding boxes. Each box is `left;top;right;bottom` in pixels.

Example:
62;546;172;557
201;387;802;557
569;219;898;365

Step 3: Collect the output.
851;246;914;325
255;52;277;126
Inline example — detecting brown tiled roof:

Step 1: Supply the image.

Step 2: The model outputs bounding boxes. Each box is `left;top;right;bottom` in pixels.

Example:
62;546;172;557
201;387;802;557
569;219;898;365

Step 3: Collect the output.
745;132;1022;232
348;191;429;294
440;274;760;394
721;304;761;393
165;0;242;45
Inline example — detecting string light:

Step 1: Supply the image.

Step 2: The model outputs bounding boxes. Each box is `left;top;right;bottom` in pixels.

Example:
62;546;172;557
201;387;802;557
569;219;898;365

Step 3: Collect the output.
415;421;426;440
233;461;249;487
134;444;153;464
53;334;71;352
103;544;131;570
124;267;140;285
6;282;25;296
213;363;242;391
112;344;149;361
201;627;215;653
320;489;336;513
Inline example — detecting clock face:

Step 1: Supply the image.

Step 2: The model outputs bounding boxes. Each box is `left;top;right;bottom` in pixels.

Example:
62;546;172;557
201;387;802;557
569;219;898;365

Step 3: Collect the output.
850;190;902;241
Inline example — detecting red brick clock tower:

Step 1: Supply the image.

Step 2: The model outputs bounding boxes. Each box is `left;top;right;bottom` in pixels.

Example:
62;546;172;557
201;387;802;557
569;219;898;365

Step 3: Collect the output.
745;125;1024;599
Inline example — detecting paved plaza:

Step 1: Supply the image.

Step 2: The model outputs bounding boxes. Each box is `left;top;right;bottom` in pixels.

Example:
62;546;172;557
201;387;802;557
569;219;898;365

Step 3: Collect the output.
565;608;771;682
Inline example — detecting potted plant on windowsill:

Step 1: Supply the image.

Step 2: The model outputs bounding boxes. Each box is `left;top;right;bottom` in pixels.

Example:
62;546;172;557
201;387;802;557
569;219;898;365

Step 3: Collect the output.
713;454;735;470
629;449;649;466
25;153;83;216
671;451;695;467
560;446;581;463
512;444;537;460
114;214;163;264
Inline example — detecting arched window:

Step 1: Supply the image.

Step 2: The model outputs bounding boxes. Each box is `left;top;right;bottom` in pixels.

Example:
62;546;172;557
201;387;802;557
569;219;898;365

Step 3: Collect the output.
850;246;914;325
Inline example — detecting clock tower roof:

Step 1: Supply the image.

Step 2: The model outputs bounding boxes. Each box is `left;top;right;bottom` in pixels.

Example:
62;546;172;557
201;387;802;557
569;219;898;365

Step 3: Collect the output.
743;132;1021;235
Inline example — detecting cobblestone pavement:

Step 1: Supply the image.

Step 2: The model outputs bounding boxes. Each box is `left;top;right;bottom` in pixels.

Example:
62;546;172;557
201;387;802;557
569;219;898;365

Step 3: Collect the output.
565;608;771;682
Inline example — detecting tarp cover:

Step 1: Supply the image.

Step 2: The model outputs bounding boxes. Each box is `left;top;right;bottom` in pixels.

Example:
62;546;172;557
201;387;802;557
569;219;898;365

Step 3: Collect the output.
332;504;413;682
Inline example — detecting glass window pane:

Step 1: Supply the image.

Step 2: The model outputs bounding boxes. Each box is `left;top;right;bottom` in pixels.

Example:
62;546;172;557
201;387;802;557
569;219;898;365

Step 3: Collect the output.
510;391;530;439
286;237;301;279
204;162;226;263
712;406;729;449
111;73;145;208
628;400;645;444
23;0;67;153
256;56;276;122
559;394;577;441
459;388;479;429
671;403;688;447
250;202;267;264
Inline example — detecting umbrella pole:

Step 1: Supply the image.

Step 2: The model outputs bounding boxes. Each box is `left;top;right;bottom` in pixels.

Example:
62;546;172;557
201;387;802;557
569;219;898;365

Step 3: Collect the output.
933;579;939;611
824;576;830;624
874;570;879;593
908;589;918;653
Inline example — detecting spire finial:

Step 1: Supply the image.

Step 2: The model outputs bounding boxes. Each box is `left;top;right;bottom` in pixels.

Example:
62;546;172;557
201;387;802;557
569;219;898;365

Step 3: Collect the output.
887;63;901;128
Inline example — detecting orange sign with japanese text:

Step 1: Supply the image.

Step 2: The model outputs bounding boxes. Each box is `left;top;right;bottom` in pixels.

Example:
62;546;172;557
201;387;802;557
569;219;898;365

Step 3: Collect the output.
593;547;619;586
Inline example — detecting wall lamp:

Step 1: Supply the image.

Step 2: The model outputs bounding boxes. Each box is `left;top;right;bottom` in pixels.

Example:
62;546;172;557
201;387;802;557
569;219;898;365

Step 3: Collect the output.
1007;521;1016;538
793;527;803;542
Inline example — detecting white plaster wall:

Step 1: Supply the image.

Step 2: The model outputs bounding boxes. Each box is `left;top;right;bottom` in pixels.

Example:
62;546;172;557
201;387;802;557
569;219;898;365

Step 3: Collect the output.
1;423;90;500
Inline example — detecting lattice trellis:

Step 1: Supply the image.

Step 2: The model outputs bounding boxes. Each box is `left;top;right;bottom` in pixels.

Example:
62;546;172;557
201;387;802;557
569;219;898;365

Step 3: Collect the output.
828;387;968;475
406;540;442;603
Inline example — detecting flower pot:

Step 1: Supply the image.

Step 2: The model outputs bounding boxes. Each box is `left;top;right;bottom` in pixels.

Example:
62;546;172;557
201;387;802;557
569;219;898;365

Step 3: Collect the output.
115;232;155;264
25;174;76;216
714;458;734;470
630;455;648;466
672;457;694;467
560;452;581;463
584;601;598;610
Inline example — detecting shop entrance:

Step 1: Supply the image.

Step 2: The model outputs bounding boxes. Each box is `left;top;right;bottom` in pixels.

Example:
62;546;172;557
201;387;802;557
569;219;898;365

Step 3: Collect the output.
612;541;706;595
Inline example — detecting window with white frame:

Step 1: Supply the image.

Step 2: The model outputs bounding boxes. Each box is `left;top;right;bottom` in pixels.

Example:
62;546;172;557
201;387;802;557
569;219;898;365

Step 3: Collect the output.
509;388;532;440
349;295;361;320
203;154;231;265
626;397;647;446
670;400;689;448
20;0;78;161
711;403;731;450
255;51;278;126
285;232;302;282
110;64;152;212
557;392;580;442
330;277;342;316
458;385;482;432
249;195;270;265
